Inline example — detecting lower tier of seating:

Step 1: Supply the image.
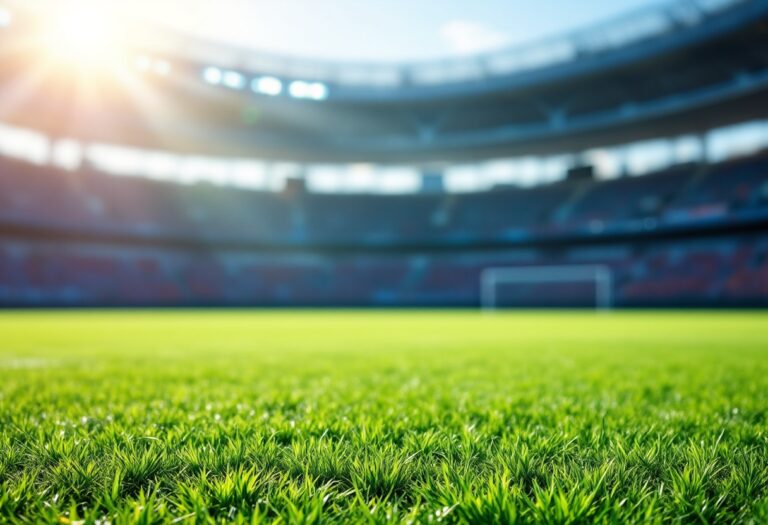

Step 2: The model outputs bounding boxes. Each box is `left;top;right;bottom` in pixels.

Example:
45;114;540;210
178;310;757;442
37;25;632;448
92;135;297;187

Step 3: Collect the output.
1;233;765;307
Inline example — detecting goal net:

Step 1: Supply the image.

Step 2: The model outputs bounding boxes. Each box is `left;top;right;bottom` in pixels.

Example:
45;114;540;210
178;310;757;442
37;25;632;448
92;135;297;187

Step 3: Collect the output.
480;265;613;311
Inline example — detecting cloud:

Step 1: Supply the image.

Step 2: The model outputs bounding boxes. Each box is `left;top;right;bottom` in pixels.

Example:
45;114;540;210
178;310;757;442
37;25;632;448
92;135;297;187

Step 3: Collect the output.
440;20;508;55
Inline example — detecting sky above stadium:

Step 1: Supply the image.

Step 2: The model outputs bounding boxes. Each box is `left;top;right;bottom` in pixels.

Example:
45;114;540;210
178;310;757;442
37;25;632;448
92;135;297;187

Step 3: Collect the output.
142;0;660;61
21;0;660;62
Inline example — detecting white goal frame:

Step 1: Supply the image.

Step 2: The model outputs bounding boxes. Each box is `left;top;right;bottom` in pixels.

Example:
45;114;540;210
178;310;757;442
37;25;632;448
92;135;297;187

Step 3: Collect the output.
480;265;613;311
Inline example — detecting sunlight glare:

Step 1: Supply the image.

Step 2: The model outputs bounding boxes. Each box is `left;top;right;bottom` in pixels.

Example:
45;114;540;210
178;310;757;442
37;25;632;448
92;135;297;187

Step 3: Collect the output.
42;1;125;70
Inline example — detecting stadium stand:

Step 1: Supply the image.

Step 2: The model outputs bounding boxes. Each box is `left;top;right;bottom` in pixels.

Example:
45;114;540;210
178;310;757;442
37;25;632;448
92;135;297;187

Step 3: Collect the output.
0;0;767;308
1;151;767;307
3;151;768;245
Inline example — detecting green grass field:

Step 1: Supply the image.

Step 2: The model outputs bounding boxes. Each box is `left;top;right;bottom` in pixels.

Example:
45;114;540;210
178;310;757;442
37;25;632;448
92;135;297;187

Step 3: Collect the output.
1;311;767;524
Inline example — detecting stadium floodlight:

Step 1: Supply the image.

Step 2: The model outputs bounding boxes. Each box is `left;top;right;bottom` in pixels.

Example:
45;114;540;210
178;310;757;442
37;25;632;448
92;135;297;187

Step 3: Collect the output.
289;80;329;100
135;55;152;72
203;66;223;85
480;265;613;311
222;70;246;90
153;59;171;76
135;55;171;76
309;82;329;100
252;76;283;96
289;80;310;98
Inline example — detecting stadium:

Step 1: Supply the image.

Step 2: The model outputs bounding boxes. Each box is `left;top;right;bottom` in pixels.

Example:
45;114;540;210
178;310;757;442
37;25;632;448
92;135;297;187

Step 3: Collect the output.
1;0;767;522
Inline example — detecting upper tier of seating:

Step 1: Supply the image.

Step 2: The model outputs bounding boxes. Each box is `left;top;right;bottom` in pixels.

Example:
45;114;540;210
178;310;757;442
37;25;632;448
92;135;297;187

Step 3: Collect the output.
1;151;767;247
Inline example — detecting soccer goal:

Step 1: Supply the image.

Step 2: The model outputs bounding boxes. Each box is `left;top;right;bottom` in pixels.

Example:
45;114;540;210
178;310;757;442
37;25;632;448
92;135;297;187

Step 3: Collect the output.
480;265;613;311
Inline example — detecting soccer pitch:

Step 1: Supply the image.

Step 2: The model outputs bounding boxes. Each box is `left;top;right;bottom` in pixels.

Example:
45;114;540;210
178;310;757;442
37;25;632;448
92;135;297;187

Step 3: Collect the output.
1;311;767;524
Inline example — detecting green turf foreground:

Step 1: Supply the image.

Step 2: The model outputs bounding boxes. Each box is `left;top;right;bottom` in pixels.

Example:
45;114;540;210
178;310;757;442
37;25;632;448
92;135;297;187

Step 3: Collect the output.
1;311;767;524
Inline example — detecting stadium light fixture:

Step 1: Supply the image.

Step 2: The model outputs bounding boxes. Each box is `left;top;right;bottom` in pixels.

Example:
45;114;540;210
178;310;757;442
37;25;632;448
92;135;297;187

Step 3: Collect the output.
289;80;329;100
252;76;283;96
203;66;222;85
135;55;152;72
288;80;308;98
153;59;171;76
222;70;246;90
309;82;329;100
134;55;171;77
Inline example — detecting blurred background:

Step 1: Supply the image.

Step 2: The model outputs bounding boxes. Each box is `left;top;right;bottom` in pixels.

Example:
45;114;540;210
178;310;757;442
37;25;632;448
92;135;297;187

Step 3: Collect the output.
0;0;767;308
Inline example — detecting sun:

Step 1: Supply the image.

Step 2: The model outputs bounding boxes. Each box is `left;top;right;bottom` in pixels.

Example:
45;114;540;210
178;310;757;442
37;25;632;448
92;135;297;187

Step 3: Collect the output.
41;1;126;71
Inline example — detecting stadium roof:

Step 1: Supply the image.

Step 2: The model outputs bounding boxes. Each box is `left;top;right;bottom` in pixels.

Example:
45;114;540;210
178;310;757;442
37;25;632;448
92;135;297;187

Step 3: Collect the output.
1;0;766;167
7;0;745;88
20;0;660;63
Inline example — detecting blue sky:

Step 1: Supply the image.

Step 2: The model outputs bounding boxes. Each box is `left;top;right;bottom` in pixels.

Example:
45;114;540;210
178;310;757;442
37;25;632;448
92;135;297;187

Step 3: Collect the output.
143;0;660;62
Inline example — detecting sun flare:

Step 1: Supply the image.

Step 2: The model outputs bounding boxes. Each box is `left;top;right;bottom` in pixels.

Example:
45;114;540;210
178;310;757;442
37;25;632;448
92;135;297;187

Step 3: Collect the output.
39;1;126;71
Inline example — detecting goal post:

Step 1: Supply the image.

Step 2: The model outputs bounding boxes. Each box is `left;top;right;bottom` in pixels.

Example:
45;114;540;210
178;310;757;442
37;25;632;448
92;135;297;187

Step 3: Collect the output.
480;265;613;311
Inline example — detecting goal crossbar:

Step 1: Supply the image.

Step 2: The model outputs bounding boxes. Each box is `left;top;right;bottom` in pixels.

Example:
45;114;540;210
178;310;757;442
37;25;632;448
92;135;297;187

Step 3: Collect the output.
480;265;613;311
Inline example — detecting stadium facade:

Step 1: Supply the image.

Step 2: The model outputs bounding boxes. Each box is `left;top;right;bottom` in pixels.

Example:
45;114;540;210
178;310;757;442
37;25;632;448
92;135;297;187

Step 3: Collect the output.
0;0;767;307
